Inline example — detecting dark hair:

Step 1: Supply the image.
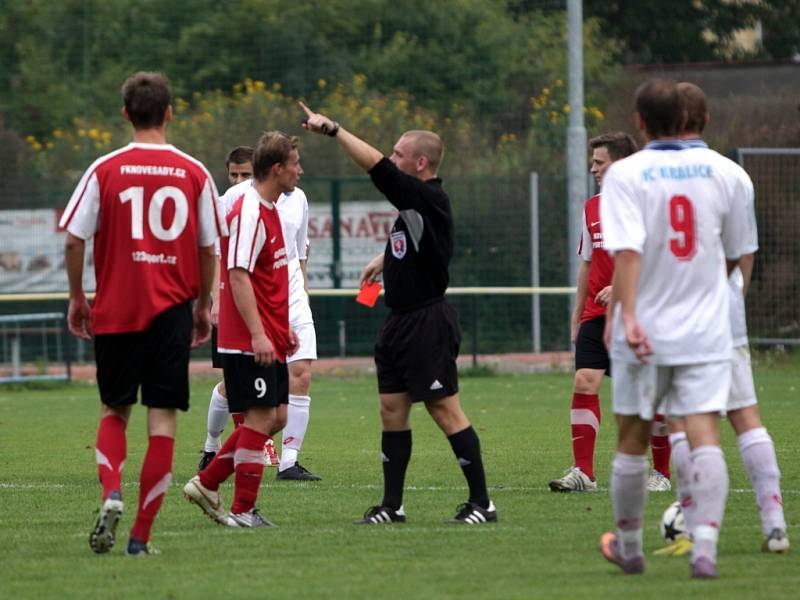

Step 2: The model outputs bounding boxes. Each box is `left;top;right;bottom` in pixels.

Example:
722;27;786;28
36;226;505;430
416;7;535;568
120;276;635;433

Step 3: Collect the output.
589;132;638;161
121;72;171;129
676;82;707;134
253;131;298;181
226;146;254;169
634;79;684;138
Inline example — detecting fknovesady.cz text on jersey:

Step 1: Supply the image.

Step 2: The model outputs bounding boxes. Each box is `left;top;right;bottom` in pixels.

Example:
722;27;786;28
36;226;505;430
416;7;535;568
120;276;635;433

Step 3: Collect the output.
131;251;178;265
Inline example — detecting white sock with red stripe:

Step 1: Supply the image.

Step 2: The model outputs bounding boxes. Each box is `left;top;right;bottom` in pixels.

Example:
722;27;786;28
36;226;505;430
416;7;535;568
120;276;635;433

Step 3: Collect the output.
280;395;310;470
668;431;695;532
738;427;786;535
610;452;649;559
204;383;229;452
690;445;728;564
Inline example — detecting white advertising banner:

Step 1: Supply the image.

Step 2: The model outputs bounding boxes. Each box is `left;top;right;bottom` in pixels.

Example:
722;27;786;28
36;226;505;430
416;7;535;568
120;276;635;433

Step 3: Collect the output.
306;200;397;288
0;202;395;293
0;209;95;293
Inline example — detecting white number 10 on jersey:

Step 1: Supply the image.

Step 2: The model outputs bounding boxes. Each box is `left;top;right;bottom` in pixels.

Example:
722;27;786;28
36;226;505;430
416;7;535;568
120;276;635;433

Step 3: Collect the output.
119;186;189;241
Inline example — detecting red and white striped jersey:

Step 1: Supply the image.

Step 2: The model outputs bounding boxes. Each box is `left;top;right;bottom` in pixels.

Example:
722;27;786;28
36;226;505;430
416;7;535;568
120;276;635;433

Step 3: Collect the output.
60;142;225;334
577;193;613;323
216;185;290;360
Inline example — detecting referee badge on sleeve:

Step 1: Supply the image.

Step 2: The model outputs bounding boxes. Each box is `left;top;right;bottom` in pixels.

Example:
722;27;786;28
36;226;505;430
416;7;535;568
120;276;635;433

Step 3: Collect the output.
390;231;407;259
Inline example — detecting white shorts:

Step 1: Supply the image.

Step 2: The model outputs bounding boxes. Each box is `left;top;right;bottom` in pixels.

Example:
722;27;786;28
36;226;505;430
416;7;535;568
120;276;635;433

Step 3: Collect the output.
612;360;731;420
287;321;317;363
727;345;757;412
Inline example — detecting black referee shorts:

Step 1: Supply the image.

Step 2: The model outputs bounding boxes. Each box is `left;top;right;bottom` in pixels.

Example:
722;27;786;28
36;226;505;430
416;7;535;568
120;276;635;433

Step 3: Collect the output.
375;298;460;402
574;315;610;375
94;302;192;411
221;354;289;413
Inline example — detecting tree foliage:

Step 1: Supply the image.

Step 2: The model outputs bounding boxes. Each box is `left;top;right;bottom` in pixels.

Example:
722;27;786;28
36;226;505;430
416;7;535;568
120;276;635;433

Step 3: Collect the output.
514;0;800;64
0;0;617;140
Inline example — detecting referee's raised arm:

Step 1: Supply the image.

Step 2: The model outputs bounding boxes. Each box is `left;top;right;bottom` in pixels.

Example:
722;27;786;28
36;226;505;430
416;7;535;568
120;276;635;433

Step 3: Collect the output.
299;101;382;172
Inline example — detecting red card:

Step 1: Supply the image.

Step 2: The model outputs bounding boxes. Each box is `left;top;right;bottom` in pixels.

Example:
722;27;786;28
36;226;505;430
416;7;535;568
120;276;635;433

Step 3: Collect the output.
356;281;382;308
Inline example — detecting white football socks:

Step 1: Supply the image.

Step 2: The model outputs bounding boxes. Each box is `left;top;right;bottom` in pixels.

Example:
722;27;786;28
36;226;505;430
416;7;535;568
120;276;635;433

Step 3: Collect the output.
279;395;311;471
689;445;728;564
668;431;694;533
611;452;649;559
204;383;229;453
738;427;786;535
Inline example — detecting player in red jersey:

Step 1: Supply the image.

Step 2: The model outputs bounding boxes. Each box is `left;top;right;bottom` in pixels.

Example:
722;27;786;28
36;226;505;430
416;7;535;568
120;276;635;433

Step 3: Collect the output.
61;72;225;556
183;131;299;528
549;132;672;493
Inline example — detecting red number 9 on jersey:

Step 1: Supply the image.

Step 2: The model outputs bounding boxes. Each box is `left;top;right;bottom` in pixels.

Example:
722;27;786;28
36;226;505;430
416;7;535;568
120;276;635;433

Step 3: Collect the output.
669;195;695;260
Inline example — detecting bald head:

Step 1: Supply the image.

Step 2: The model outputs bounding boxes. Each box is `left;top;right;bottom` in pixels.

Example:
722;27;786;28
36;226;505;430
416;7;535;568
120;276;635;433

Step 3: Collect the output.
677;82;708;136
400;130;444;176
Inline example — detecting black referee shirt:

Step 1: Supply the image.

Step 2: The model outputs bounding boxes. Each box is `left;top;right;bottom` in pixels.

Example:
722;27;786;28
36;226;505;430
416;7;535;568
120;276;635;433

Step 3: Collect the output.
369;157;453;311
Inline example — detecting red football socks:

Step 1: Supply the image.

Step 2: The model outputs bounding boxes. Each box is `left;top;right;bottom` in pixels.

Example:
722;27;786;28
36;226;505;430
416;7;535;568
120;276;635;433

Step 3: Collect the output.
95;414;127;499
130;435;174;543
571;393;601;479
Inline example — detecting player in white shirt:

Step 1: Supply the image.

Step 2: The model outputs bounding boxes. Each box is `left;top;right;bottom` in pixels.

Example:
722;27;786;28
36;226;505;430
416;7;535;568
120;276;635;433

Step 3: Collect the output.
597;79;757;579
199;147;321;481
656;83;789;557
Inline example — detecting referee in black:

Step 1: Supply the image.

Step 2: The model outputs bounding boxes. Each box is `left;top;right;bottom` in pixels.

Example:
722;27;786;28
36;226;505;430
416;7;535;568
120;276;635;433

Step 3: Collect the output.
300;102;495;525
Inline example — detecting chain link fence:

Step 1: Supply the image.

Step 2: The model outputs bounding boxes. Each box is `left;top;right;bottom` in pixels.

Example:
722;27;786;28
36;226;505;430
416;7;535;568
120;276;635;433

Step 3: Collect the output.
737;148;800;346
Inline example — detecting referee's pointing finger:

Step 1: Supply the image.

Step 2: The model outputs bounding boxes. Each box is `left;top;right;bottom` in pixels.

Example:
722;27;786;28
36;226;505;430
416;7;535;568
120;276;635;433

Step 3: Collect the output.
299;101;314;117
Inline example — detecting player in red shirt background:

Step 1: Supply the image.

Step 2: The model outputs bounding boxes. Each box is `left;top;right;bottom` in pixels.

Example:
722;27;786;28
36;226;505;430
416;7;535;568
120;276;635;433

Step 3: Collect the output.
61;72;225;555
549;132;672;493
183;131;299;528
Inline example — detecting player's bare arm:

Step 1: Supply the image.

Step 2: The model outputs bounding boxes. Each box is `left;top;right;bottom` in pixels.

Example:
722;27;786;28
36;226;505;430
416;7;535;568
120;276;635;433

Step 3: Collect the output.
360;253;384;286
210;258;221;326
64;233;92;340
738;253;755;296
571;260;591;344
192;244;216;348
299;101;383;172
300;259;309;296
229;268;275;365
612;249;653;363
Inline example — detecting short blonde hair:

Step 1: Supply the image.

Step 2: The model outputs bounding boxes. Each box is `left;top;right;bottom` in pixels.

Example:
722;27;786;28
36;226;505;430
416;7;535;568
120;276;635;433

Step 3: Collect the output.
401;130;444;174
253;131;298;181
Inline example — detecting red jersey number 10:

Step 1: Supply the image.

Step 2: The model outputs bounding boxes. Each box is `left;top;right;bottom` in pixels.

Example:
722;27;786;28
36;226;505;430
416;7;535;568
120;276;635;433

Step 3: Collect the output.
669;195;695;261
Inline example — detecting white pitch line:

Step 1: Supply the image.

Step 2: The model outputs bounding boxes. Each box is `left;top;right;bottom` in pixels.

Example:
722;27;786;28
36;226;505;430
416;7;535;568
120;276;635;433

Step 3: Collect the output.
2;482;800;495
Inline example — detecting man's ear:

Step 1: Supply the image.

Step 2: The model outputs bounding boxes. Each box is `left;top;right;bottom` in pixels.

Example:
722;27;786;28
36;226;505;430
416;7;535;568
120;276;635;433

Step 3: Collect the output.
164;105;173;124
121;106;130;123
634;111;644;133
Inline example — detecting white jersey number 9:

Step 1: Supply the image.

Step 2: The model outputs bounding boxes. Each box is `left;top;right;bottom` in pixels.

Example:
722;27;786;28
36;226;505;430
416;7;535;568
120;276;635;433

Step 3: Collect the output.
119;186;189;241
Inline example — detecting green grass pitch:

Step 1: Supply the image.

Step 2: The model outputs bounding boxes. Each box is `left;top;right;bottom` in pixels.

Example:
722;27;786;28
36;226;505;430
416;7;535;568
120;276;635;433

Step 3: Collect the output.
0;361;797;599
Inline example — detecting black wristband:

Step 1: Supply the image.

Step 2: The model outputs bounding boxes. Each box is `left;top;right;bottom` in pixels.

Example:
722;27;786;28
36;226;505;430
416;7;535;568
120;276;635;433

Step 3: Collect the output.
327;121;340;137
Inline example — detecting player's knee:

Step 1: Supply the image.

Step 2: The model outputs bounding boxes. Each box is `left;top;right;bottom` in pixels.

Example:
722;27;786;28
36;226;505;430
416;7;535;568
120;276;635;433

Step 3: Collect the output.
291;368;312;395
379;402;399;421
574;369;602;395
426;400;468;434
271;412;287;435
729;406;762;435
